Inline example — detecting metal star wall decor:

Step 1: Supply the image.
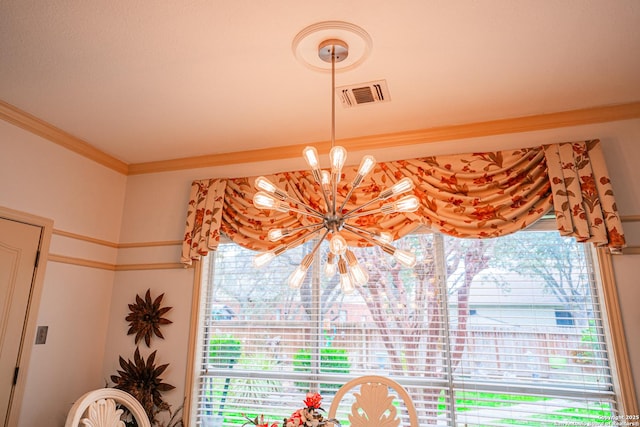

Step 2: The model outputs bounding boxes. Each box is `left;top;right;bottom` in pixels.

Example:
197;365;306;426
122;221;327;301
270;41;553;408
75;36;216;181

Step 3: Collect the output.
126;289;173;347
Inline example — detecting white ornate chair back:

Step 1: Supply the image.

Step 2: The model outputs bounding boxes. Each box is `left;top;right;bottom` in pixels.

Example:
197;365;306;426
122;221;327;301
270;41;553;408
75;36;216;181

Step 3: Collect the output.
64;388;151;427
327;375;419;427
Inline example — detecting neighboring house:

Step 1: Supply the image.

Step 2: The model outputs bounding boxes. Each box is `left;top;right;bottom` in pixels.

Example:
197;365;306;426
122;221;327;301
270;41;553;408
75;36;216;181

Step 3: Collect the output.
465;268;584;330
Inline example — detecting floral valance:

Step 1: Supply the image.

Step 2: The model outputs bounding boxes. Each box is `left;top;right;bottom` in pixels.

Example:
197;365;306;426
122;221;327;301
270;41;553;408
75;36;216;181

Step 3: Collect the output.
181;139;625;265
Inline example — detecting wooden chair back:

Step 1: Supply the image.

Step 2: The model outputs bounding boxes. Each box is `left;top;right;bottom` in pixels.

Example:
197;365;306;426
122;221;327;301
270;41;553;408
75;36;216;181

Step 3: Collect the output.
327;375;419;427
64;388;151;427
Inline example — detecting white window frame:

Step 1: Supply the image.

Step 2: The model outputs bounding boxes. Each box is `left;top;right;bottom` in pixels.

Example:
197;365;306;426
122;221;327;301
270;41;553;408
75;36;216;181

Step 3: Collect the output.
181;221;638;425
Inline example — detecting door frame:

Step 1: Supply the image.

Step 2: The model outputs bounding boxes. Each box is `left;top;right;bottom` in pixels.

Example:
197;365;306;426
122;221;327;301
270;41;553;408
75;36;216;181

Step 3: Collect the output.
0;206;52;427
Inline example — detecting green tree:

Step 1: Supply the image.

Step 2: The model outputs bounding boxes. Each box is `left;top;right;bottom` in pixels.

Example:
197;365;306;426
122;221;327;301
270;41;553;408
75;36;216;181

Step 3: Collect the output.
354;234;492;423
488;231;592;325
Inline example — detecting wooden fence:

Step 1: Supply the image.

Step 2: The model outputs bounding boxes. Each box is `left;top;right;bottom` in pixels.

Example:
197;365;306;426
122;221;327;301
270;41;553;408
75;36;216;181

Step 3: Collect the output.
207;324;603;378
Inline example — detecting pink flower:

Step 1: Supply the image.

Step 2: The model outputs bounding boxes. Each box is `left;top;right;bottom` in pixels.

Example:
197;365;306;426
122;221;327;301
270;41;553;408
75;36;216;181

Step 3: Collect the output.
285;408;308;427
284;393;336;427
303;392;323;409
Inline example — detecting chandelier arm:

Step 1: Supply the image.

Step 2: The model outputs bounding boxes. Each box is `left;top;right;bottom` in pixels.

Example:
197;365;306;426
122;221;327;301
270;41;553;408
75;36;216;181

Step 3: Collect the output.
278;224;326;251
286;205;327;220
341;196;383;219
331;176;338;216
283;222;326;236
302;153;333;214
338;185;358;215
344;224;416;267
338;155;376;214
308;228;330;263
342;223;386;247
283;194;326;218
343;208;384;220
319;183;333;215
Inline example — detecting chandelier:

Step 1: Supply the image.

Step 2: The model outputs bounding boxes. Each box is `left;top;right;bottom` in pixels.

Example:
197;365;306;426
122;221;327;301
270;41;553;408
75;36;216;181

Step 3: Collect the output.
251;37;419;294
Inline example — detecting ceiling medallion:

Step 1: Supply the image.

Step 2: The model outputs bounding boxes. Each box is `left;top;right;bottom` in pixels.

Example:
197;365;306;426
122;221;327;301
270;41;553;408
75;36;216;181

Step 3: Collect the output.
292;21;373;72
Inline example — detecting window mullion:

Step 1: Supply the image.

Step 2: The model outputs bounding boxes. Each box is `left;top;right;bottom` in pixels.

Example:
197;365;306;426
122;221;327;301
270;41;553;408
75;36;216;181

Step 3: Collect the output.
203;255;217;373
310;238;323;393
434;233;457;426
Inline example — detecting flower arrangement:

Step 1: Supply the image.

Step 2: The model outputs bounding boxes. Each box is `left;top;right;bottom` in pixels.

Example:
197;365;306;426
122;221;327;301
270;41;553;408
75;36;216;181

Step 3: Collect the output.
243;393;340;427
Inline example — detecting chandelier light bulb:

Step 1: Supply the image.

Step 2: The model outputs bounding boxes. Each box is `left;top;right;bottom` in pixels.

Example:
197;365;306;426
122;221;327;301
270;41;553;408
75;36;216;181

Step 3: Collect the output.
330;146;347;176
288;254;313;289
373;231;393;244
253;191;291;212
393;249;417;268
345;250;369;285
324;253;337;277
324;261;337;278
288;266;307;289
381;243;417;267
253;251;275;268
255;176;277;194
321;170;331;187
303;146;324;184
329;234;348;255
350;155;377;189
303;146;320;168
349;268;368;287
253;191;278;209
341;273;355;294
321;170;332;203
391;177;415;195
357;155;376;177
268;229;284;242
255;176;288;201
338;258;355;294
381;195;420;214
380;177;415;199
344;250;359;266
252;244;287;268
289;253;314;288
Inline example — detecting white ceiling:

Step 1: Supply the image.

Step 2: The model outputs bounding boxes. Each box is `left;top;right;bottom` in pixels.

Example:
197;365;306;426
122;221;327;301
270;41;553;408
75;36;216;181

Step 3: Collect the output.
1;1;639;165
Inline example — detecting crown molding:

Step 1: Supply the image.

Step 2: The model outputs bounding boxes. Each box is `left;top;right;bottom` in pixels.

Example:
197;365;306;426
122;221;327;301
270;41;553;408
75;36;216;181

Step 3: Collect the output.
127;101;640;174
0;100;129;174
2;98;639;176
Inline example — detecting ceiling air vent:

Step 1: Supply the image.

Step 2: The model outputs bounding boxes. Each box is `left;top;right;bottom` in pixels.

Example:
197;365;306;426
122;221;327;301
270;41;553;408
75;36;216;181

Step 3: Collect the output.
337;79;390;108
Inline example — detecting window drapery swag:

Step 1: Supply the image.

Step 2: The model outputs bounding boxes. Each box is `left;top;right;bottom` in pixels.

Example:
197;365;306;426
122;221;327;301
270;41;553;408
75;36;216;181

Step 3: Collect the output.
181;140;625;265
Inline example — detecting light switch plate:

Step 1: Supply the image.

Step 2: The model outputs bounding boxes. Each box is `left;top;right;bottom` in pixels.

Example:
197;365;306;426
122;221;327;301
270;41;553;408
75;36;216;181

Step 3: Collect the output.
35;326;48;344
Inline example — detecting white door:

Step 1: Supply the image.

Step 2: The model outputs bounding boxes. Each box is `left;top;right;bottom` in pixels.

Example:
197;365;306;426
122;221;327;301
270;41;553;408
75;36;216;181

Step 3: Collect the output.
0;218;41;424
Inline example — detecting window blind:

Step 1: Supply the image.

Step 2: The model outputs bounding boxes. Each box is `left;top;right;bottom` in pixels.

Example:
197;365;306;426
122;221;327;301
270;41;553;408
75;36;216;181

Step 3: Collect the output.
192;227;618;426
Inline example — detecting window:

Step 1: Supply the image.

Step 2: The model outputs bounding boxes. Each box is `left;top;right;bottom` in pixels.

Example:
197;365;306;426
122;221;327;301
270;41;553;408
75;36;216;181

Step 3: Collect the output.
191;224;621;426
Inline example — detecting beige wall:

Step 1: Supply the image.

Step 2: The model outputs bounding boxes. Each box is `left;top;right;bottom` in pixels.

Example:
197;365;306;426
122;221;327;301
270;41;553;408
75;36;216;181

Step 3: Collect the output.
0;119;127;425
1;117;639;425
